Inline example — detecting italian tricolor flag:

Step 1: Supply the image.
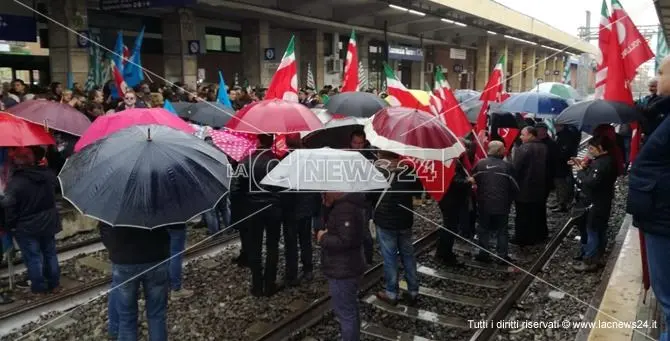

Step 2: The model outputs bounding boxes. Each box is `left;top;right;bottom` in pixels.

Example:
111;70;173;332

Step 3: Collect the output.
341;30;359;92
265;35;299;102
475;54;506;133
383;63;428;111
594;0;610;99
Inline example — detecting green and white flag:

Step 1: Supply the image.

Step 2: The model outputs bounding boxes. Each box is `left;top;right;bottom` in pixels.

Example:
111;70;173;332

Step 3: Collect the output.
85;32;105;91
656;27;669;73
562;56;571;85
306;62;315;89
357;60;368;90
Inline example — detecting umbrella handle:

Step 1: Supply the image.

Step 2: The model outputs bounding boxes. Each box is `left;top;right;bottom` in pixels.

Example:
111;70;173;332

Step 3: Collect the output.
147;128;152;141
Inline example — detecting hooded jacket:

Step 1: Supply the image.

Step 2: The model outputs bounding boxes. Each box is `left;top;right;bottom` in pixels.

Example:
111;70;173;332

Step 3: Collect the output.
320;193;367;279
1;166;62;236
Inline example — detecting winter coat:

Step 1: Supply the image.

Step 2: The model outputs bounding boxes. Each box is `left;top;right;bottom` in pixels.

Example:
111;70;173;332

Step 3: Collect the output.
513;140;548;203
473;156;519;216
627;115;670;237
372;166;423;231
230;149;281;213
555;128;581;177
540;136;560;190
438;161;471;216
320;193;367;279
1;167;61;237
576;153;617;218
99;222;170;265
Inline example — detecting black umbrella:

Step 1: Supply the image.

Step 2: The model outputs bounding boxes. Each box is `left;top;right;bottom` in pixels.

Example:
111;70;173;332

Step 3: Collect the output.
325;92;388;118
303;117;366;149
177;101;235;128
59;125;232;229
555;99;643;133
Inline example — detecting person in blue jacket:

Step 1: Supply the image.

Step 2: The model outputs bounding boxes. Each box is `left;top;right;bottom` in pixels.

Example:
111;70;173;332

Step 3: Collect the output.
627;56;670;341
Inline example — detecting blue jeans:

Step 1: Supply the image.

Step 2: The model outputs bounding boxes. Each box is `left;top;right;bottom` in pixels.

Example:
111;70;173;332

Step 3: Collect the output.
203;210;220;235
111;262;169;341
581;210;608;260
15;234;60;293
168;227;187;291
328;277;360;341
376;227;418;300
476;214;509;259
644;232;670;341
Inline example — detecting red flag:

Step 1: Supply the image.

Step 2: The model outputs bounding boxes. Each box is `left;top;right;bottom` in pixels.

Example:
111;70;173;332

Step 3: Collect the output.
265;36;299;101
497;128;519;155
341;30;359;92
403;157;456;202
476;55;506;134
110;60;128;98
610;0;655;82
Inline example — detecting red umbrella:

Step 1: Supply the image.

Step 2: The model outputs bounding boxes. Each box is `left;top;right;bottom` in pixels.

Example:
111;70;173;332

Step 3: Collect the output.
74;108;196;152
364;107;464;161
225;99;323;134
0;112;56;147
7;100;92;136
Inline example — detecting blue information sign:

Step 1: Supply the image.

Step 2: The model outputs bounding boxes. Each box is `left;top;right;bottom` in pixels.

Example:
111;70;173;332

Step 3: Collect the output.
100;0;196;10
388;46;424;62
0;15;37;42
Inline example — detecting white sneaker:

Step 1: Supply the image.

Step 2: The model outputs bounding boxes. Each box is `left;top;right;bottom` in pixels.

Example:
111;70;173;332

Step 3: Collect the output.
170;288;194;300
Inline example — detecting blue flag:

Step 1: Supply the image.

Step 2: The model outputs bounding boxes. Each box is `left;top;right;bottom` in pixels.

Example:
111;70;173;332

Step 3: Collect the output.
163;99;178;115
217;71;232;108
124;27;145;88
110;31;125;100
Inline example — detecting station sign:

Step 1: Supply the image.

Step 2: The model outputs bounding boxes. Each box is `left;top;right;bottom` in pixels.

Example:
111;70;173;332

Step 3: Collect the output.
449;48;466;60
100;0;196;11
388;46;424;62
0;15;37;42
264;48;276;61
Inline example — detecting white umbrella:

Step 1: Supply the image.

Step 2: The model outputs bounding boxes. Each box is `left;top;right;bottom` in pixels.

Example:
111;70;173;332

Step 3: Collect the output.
260;148;389;192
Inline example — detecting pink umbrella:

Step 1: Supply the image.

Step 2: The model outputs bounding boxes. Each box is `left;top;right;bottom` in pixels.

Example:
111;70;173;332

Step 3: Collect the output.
74;108;196;152
209;129;257;162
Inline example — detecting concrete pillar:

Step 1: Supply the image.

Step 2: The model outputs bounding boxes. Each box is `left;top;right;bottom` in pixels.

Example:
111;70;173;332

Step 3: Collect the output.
537;51;547;83
475;36;490;91
549;56;558;82
162;9;198;89
241;19;270;88
555;56;565;82
524;47;536;90
498;41;509;92
358;35;369;90
298;30;324;89
48;0;89;86
511;45;524;92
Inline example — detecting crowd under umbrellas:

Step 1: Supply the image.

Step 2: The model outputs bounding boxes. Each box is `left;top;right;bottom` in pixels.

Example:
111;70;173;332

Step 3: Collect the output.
0;83;646;340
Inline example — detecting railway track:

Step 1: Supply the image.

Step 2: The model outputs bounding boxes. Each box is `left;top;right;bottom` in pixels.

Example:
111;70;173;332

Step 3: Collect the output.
0;231;239;335
253;136;593;341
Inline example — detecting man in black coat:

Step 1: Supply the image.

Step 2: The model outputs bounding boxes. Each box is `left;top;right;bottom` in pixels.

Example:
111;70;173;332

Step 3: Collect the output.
536;123;559;213
230;134;282;297
512;126;549;246
472;141;519;263
1;147;61;294
436;157;471;267
553;124;581;212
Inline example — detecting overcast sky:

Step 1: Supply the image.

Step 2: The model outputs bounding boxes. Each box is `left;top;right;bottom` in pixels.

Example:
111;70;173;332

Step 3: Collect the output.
494;0;659;38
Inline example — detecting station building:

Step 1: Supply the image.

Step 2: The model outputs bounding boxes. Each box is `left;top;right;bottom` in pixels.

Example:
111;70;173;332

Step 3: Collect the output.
1;0;597;92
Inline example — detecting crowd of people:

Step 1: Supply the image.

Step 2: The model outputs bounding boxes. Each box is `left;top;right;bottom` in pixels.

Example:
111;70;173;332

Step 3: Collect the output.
0;68;668;341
